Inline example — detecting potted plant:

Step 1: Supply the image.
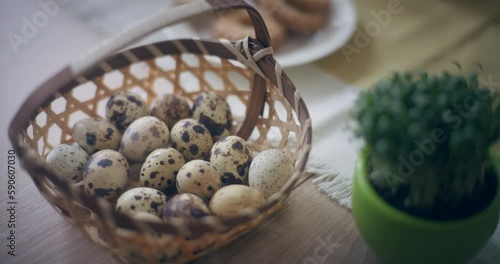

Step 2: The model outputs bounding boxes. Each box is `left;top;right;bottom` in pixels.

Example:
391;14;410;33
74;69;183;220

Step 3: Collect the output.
350;69;500;264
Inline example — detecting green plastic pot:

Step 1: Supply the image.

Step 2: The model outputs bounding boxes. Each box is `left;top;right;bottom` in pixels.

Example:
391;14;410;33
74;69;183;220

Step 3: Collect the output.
352;147;500;264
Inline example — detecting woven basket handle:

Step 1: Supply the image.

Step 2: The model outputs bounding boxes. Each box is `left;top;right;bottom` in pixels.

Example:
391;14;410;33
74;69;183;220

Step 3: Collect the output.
70;0;271;75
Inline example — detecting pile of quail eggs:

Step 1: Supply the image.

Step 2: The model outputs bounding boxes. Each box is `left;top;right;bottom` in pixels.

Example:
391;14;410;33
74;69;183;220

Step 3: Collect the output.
45;90;294;233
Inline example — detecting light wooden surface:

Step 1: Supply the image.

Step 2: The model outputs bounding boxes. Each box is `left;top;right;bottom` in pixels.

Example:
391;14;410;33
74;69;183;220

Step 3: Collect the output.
192;179;379;264
317;0;500;88
1;0;500;263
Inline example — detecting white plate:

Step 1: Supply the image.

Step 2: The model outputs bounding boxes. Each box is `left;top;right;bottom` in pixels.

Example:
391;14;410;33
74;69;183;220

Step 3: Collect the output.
164;0;357;67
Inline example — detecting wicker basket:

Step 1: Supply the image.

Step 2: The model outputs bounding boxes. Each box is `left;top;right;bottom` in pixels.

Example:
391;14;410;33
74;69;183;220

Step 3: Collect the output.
8;0;312;263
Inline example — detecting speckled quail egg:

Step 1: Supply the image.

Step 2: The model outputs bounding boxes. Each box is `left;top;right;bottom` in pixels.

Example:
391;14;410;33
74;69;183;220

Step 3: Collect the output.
210;136;252;186
73;118;121;154
192;92;232;141
249;149;294;198
45;143;89;183
83;149;129;200
116;187;168;217
117;212;180;262
209;185;266;218
120;116;170;163
151;94;191;129
176;160;222;200
163;193;211;223
170;119;213;161
105;91;149;131
140;148;185;193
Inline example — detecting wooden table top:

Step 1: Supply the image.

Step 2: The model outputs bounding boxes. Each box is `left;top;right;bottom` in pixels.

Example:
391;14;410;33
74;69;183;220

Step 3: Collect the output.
1;0;499;263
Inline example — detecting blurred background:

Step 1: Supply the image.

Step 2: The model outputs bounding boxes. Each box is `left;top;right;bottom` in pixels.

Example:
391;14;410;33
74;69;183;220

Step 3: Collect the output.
2;0;500;89
59;0;500;88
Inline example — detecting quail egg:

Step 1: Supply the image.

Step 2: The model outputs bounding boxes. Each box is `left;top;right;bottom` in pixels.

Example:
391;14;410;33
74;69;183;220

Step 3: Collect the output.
116;187;169;217
209;185;266;218
151;94;191;129
83;149;129;200
249;149;294;198
45;143;89;183
170;119;213;161
192;92;232;141
163;193;211;223
140;148;185;193
210;136;252;185
176;160;222;200
73;118;121;154
105;91;149;131
120;116;170;163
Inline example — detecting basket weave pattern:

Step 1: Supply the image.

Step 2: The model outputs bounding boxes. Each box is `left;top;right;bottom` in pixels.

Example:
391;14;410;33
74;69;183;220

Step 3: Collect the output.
10;1;312;263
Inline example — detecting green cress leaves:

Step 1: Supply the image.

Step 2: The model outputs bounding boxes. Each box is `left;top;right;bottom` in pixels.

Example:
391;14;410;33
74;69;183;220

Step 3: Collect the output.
351;70;500;219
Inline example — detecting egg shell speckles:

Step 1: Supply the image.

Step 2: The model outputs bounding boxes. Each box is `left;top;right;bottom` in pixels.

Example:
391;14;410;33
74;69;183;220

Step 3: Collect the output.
163;193;211;223
116;187;169;217
176;160;222;200
105;91;149;131
46;143;89;183
170;119;213;161
83;150;129;200
73;118;121;154
209;185;265;218
151;94;191;129
120;116;170;163
249;149;294;198
210;136;252;186
140;148;185;193
192;92;232;140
